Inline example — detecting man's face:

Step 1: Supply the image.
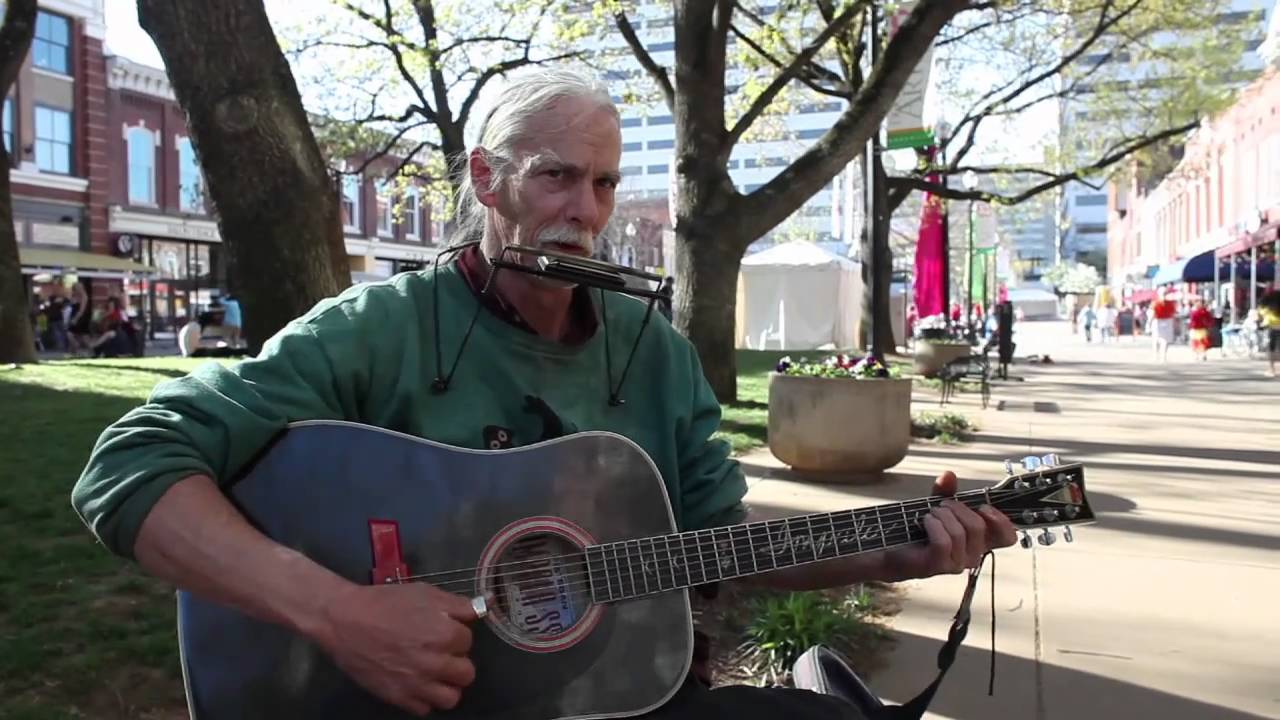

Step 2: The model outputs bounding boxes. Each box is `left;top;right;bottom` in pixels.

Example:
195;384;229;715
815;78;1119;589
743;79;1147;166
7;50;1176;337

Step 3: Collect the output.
482;97;622;260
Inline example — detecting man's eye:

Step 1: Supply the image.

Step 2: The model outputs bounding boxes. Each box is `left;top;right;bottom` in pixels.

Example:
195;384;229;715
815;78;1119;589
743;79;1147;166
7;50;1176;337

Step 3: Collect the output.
545;168;564;179
598;178;618;190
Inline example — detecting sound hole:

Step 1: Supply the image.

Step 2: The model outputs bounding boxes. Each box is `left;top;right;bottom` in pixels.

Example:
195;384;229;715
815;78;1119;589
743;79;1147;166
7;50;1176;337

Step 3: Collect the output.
491;532;592;646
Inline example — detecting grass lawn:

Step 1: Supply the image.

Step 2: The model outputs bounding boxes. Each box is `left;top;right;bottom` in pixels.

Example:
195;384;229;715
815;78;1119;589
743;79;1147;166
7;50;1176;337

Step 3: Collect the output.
0;351;949;717
0;358;216;720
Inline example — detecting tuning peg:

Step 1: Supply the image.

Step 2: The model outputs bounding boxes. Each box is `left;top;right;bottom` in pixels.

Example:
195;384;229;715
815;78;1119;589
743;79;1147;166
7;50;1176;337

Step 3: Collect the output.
1021;455;1042;472
1036;474;1053;487
1040;509;1059;522
1063;526;1074;543
1063;505;1079;520
1021;510;1036;524
1037;529;1056;546
1019;532;1033;549
1004;459;1016;476
1040;453;1061;468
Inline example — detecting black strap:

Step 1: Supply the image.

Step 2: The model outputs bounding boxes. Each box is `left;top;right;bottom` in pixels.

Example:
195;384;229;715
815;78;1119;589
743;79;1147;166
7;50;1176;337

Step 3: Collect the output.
879;550;995;720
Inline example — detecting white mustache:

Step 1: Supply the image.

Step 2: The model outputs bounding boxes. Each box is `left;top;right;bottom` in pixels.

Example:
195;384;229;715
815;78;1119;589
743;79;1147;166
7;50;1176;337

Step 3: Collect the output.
536;226;594;251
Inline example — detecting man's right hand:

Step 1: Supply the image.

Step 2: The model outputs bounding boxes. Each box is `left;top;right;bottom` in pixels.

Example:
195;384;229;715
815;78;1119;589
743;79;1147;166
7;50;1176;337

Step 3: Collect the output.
317;582;480;716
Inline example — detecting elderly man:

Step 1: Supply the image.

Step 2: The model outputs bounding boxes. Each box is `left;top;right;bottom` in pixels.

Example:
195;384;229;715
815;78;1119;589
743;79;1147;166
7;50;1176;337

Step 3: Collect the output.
72;68;1015;717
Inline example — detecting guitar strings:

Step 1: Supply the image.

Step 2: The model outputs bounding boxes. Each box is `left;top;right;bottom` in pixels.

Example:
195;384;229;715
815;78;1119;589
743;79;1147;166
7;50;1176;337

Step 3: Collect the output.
396;488;1012;586
398;485;1065;595
418;514;990;602
399;487;1048;592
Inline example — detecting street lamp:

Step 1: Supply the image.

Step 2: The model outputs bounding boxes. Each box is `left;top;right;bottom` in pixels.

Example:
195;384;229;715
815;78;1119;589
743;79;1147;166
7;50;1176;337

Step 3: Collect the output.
962;170;978;336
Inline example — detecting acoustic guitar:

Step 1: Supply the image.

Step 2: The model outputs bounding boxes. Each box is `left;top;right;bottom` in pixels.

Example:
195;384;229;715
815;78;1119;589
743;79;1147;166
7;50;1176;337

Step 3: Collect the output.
176;420;1093;719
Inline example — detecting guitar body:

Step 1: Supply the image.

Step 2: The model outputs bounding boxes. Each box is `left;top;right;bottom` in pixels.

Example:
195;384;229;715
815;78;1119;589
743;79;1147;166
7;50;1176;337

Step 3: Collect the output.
177;421;693;720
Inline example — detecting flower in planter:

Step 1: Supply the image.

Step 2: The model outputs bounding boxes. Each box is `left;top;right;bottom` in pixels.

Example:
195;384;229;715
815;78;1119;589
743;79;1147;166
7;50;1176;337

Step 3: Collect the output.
776;354;901;379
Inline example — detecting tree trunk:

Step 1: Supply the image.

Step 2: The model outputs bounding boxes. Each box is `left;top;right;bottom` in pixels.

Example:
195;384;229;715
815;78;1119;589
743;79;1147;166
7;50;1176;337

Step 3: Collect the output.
0;0;37;364
861;149;895;359
138;0;350;352
0;145;35;364
673;228;742;403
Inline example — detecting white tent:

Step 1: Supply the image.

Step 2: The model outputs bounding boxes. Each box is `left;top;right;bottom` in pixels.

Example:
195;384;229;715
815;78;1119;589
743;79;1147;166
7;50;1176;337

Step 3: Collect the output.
735;241;863;350
1007;287;1060;319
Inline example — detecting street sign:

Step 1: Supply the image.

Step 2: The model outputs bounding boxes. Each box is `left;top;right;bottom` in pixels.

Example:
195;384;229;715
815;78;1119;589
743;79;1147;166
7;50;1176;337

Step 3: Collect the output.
886;127;935;150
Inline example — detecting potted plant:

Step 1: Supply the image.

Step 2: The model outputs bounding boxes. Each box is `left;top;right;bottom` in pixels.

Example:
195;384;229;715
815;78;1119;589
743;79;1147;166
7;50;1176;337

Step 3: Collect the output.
912;314;971;377
767;353;912;475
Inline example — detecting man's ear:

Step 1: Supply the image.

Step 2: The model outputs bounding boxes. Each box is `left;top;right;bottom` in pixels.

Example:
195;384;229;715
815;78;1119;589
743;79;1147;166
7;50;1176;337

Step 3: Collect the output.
469;148;499;208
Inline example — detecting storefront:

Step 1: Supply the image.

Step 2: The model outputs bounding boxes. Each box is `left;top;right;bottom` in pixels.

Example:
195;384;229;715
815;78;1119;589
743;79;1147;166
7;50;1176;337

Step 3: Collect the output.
109;207;225;339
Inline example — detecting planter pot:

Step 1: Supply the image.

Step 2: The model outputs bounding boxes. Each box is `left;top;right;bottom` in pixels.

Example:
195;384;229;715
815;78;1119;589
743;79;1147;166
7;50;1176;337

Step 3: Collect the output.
767;373;912;475
913;341;971;378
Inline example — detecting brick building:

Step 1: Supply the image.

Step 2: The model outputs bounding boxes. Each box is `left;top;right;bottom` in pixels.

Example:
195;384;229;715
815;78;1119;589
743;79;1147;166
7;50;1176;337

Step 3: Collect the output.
12;2;149;306
1107;66;1280;309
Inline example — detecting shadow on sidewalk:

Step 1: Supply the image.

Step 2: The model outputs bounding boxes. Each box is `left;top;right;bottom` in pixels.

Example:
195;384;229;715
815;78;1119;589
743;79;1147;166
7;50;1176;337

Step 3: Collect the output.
972;434;1280;467
866;628;1276;720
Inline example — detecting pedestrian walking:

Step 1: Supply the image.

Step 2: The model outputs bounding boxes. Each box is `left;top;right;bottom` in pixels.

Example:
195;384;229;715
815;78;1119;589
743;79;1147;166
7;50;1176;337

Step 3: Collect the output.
1188;300;1213;361
1151;293;1176;362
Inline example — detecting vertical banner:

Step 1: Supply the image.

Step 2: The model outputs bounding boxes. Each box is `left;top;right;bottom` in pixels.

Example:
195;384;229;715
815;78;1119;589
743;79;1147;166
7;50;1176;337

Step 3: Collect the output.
884;2;936;151
914;147;945;318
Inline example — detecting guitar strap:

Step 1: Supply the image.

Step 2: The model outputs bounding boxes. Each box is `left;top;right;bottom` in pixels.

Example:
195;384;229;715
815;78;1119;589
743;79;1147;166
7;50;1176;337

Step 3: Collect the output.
878;550;995;720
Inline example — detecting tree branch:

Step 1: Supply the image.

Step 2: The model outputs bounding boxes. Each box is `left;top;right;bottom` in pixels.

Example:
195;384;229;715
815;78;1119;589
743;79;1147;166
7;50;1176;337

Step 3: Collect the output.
410;0;456;127
725;2;863;151
456;50;581;129
729;0;968;245
728;22;848;97
892;119;1198;205
614;11;674;111
338;119;437;177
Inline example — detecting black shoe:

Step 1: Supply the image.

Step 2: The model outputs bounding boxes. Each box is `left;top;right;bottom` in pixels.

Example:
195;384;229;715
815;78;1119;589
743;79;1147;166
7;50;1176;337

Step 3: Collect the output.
792;646;884;719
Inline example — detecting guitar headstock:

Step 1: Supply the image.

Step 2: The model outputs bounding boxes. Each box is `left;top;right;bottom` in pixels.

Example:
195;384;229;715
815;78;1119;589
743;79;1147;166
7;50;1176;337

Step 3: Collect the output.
991;455;1093;548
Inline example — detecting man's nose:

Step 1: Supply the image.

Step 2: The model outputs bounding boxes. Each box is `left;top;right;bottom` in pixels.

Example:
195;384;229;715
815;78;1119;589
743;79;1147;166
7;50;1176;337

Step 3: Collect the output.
565;179;599;229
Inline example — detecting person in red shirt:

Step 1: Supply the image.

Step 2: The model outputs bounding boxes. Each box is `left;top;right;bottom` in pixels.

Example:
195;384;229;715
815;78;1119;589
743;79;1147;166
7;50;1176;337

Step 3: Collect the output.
1188;300;1213;361
1150;293;1177;362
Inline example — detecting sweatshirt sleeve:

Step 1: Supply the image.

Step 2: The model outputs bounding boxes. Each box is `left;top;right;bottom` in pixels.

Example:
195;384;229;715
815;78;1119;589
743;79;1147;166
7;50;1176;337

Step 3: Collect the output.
675;342;748;532
71;295;384;560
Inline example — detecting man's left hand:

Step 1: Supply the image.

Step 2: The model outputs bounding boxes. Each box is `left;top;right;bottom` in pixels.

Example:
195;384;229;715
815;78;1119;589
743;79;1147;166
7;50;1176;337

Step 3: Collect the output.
882;470;1018;582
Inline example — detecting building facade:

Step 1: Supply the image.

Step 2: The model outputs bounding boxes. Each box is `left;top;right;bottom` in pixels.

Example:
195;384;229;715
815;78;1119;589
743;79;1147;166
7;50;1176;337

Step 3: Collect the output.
1107;66;1280;301
1059;0;1273;269
10;2;147;305
100;56;443;337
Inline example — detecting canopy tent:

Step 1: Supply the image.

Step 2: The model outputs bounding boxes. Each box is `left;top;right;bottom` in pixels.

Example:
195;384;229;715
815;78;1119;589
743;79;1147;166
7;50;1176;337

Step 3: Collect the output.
1006;287;1059;319
735;241;862;350
1152;249;1274;285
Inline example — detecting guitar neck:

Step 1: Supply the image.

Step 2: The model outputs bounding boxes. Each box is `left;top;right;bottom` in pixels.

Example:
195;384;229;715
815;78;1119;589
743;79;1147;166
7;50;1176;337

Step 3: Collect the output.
584;488;995;604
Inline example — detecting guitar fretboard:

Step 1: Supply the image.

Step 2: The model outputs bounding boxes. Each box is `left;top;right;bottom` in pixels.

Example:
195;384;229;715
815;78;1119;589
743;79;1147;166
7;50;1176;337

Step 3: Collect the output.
583;489;993;603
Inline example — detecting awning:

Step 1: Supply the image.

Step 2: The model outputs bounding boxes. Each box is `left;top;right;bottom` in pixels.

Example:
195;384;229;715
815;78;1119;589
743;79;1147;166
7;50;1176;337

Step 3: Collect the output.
1127;289;1156;304
1215;223;1280;258
19;246;156;278
1151;250;1274;285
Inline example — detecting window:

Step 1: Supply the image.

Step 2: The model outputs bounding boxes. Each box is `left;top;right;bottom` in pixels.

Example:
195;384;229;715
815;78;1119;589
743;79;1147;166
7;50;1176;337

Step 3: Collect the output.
648;115;673;126
1075;194;1107;207
620;165;642;175
34;106;71;174
405;185;421;239
647;163;668;174
796;128;825;140
621;117;642;128
646;41;675;52
622;141;642;151
34;12;71;75
126;127;156;204
376;180;393;236
1075;222;1107;234
178;138;205;213
2;98;11;154
648;139;674;150
341;172;361;230
727;159;739;169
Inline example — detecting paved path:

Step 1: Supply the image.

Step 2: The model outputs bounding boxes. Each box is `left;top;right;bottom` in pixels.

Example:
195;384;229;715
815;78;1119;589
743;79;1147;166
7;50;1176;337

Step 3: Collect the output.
740;321;1280;719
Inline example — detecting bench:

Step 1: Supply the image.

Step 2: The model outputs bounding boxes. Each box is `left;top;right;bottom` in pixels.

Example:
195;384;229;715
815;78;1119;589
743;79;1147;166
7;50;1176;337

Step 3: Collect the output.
937;352;992;409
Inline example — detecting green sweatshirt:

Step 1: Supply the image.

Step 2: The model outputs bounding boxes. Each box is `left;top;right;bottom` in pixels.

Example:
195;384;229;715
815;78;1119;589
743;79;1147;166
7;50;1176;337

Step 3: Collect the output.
71;261;747;559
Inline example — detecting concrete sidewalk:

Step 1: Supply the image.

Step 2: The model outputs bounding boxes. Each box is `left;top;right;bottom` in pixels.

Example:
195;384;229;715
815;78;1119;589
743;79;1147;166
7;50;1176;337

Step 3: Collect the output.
740;321;1280;719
